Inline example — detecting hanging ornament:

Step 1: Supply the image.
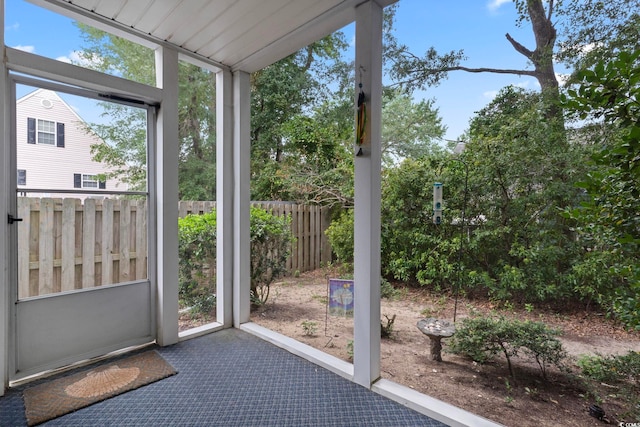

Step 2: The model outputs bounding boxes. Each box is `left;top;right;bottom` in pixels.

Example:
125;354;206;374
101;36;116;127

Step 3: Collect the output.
356;83;367;156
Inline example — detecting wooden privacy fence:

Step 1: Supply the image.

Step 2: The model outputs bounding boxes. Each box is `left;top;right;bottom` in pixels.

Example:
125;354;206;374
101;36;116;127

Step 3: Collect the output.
17;197;147;299
17;198;331;298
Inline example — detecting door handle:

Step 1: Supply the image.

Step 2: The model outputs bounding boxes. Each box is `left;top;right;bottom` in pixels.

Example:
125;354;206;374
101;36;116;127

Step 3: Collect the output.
8;214;23;224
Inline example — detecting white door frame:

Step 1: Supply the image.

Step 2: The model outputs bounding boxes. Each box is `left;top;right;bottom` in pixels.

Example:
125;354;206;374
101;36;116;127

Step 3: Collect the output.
4;49;164;382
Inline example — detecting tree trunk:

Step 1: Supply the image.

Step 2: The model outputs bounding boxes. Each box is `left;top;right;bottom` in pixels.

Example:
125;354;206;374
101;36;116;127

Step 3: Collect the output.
506;0;560;121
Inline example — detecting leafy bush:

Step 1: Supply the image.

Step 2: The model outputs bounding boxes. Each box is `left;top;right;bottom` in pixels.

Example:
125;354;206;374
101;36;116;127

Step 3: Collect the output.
346;340;354;360
380;278;399;299
578;351;640;420
301;320;318;336
381;157;457;288
562;49;640;329
578;351;640;387
178;211;217;316
324;209;354;264
178;207;293;312
449;316;567;380
250;206;294;306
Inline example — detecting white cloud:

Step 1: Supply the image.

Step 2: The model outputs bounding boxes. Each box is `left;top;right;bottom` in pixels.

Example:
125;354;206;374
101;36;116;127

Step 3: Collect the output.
487;0;512;11
56;50;81;64
5;22;20;31
483;90;498;100
13;45;35;53
482;80;533;99
56;50;103;68
556;73;570;87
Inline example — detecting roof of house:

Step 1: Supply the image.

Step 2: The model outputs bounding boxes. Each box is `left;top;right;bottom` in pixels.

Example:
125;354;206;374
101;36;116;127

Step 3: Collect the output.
29;0;397;73
17;88;86;124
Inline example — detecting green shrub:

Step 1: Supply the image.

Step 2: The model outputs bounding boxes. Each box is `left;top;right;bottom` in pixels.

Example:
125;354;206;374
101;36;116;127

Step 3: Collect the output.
578;351;640;386
325;209;354;264
517;320;567;379
301;320;318;337
449;316;567;381
178;207;293;312
178;211;217;316
380;157;465;290
346;340;354;360
380;278;399;299
578;351;640;420
250;206;294;306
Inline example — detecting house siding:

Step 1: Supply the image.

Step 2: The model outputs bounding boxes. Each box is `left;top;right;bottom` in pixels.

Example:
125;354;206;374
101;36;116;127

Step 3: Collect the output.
16;89;127;196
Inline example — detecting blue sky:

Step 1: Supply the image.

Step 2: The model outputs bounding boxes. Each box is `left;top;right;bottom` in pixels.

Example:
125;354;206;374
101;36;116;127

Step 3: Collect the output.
4;0;544;140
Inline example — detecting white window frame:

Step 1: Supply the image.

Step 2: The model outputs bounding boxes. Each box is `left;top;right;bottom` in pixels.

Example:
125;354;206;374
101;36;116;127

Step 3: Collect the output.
81;173;99;188
36;119;56;145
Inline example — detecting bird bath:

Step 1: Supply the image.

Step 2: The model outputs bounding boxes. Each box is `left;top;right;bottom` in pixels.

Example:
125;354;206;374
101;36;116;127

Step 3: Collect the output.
416;318;456;362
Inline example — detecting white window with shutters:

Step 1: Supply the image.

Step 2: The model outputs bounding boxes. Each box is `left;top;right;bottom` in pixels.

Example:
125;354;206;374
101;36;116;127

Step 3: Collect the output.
37;119;56;145
17;88;122;195
74;173;106;189
27;116;65;147
82;174;98;188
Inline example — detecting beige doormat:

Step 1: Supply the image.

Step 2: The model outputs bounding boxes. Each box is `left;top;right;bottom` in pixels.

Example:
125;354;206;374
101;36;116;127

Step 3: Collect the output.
23;351;177;426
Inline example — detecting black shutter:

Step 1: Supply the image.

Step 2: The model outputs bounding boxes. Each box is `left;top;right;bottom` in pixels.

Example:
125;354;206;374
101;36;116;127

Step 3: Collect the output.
74;173;81;188
99;180;106;189
56;123;65;147
27;118;36;144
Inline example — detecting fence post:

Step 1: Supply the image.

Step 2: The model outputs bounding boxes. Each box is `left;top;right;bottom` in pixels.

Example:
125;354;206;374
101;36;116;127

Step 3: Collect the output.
61;198;77;292
17;197;31;299
82;198;96;288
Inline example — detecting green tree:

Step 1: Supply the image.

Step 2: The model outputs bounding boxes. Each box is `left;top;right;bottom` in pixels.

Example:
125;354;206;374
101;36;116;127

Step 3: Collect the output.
250;35;350;201
387;0;640;124
563;49;640;329
388;0;560;119
75;24;216;199
381;90;446;166
463;86;586;301
88;103;148;191
557;0;640;72
277;95;355;208
380;155;458;287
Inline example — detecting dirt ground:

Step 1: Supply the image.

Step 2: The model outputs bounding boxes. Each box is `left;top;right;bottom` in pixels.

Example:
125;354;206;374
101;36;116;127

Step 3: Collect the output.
248;269;640;427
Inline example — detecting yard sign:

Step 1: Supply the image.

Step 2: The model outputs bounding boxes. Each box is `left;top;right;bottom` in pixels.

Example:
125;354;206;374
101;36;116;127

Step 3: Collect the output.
328;279;354;317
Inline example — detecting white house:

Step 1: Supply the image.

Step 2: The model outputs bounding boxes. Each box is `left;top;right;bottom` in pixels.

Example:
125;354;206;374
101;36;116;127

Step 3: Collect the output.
16;88;124;196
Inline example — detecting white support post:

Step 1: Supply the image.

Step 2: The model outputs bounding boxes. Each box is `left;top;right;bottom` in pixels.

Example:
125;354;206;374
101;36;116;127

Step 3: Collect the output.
233;70;251;327
1;0;9;396
353;0;383;388
217;69;234;327
154;46;179;346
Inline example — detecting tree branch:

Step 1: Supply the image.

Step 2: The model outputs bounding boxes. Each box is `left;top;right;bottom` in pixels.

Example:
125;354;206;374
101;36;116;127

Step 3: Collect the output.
407;65;537;78
505;33;534;60
446;66;537;77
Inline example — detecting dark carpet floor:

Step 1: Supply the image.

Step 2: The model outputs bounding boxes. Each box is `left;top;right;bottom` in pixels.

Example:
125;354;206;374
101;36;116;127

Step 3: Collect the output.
0;328;447;426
